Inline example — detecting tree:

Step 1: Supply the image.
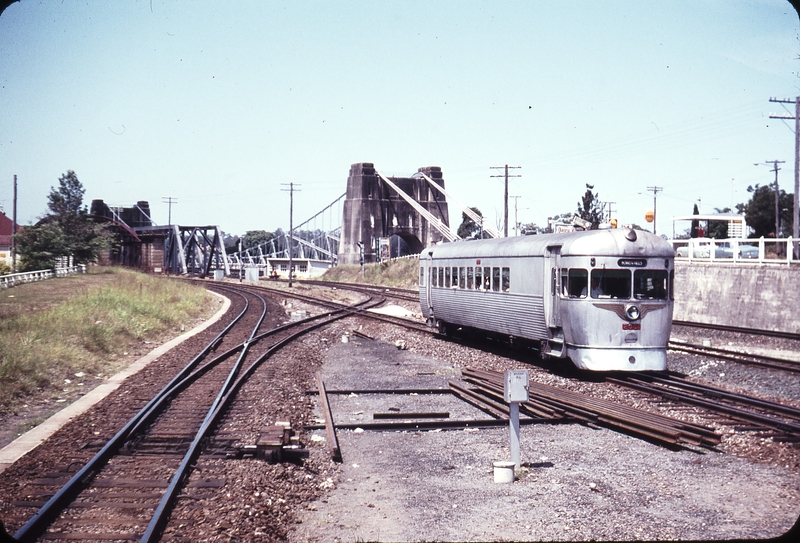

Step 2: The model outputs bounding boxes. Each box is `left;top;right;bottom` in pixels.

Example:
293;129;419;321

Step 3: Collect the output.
15;171;112;270
518;222;545;235
705;207;731;239
690;203;700;238
457;207;489;239
736;184;794;238
242;230;275;248
576;184;604;229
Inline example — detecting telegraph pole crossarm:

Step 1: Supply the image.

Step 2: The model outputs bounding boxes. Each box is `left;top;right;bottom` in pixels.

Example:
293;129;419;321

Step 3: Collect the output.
490;165;522;237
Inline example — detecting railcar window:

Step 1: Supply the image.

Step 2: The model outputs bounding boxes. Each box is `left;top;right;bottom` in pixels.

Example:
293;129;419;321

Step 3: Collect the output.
501;267;510;292
634;270;669;300
561;269;588;298
491;267;501;292
483;267;491;290
459;267;466;289
420;267;425;286
590;269;631;299
445;267;451;287
467;267;474;289
452;267;458;288
475;267;483;289
438;267;443;287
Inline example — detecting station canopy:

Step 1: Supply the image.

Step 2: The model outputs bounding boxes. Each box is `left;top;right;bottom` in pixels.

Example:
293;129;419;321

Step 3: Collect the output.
670;213;747;239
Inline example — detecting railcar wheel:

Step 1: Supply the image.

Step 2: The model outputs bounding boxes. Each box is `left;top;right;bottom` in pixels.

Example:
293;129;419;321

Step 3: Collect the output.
436;320;449;336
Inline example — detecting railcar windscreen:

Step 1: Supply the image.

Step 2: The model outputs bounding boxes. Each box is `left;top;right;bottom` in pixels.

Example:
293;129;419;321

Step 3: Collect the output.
590;269;631;299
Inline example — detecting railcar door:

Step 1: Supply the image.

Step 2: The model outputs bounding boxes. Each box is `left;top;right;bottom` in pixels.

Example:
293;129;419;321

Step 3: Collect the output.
424;252;433;314
544;246;562;328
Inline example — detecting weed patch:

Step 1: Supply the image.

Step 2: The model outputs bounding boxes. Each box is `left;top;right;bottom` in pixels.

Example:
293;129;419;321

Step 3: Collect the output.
0;268;213;412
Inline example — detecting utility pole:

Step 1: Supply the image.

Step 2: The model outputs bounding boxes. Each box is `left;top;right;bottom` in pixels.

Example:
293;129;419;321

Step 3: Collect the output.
12;175;17;273
769;97;799;258
490;165;521;237
754;160;785;238
646;186;663;235
281;183;300;287
162;196;177;226
602;201;616;222
510;196;521;236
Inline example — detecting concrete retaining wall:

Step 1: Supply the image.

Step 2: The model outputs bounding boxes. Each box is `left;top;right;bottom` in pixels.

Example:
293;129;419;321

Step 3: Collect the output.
674;263;800;334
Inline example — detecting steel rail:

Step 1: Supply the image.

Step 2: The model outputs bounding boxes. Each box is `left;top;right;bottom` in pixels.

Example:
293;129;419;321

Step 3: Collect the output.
316;373;342;462
643;373;800;421
12;286;252;543
140;297;379;542
461;368;720;448
672;320;800;342
608;374;800;438
668;341;800;374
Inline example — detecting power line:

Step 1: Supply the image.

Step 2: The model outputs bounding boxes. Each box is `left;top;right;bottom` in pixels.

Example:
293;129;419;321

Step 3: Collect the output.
490;165;521;237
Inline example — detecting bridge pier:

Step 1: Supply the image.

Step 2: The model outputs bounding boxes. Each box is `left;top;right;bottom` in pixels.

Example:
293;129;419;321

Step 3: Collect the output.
338;163;451;265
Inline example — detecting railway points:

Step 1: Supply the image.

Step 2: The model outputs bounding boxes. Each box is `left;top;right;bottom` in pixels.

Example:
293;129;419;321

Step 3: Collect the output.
0;278;798;541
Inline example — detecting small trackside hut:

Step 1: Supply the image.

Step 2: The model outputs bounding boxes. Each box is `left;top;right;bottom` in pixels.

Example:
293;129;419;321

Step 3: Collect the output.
419;228;675;371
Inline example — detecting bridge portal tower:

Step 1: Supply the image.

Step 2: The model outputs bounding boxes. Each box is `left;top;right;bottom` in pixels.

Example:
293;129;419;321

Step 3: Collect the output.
338;163;451;265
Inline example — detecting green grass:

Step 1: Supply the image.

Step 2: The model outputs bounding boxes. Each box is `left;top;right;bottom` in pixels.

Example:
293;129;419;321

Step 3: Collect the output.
321;256;419;288
0;268;213;411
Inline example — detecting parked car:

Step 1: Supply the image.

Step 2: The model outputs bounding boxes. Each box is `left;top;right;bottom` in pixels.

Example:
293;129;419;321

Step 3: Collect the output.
675;240;759;259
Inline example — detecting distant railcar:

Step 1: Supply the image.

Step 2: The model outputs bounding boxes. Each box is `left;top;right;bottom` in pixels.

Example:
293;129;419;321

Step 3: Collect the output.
418;228;674;371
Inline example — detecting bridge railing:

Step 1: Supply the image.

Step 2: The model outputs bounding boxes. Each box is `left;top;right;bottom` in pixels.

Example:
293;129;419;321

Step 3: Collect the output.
670;237;800;266
0;265;86;289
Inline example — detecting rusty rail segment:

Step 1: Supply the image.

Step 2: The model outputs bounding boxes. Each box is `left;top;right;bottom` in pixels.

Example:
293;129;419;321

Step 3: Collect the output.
460;368;721;449
315;373;342;462
608;373;800;441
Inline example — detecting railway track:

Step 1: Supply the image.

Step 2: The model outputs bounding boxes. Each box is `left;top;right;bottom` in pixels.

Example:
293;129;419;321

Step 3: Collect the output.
668;339;800;373
7;284;380;542
607;372;800;443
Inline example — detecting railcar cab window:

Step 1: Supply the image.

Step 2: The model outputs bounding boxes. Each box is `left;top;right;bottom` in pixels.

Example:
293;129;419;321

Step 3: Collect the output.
634;269;669;300
561;269;588;298
590;269;631;299
438;267;444;287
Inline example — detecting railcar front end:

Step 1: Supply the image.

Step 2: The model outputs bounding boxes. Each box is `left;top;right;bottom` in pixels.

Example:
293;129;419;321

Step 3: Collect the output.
556;252;673;371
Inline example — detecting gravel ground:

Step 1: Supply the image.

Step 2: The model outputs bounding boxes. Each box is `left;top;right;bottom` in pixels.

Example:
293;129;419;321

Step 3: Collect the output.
289;320;800;542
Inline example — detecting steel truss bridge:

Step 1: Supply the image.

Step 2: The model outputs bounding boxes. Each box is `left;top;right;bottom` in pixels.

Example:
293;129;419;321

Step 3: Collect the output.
226;194;345;272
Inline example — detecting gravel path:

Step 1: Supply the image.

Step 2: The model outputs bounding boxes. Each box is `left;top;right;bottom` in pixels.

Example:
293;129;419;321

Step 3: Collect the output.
290;325;800;542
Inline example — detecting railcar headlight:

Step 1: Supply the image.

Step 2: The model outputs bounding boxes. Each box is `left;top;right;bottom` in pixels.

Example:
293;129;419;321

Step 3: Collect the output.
625;304;641;321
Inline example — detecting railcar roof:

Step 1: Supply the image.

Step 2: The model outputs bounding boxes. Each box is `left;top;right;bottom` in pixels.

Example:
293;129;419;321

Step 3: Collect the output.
422;229;674;259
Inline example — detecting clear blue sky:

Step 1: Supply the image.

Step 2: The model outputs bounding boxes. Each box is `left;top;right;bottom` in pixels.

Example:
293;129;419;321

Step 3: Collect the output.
1;1;798;238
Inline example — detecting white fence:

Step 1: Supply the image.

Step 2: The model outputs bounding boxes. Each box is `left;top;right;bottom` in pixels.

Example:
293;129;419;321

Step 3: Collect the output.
670;237;800;266
0;265;86;289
